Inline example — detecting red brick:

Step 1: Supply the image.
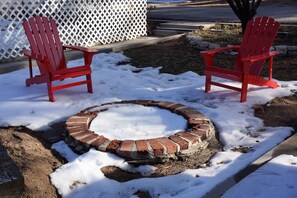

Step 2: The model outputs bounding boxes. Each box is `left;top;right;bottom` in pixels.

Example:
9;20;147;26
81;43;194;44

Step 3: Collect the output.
135;140;150;156
167;103;185;112
106;140;122;153
175;132;199;143
188;114;208;120
157;137;178;154
79;134;99;144
174;107;191;115
189;119;205;125
91;136;109;148
71;131;91;139
67;126;88;134
191;130;207;141
175;107;196;113
169;135;189;150
86;112;97;119
189;121;210;128
148;139;165;157
133;100;154;106
117;140;135;158
66;116;89;123
67;123;85;129
157;101;174;108
192;124;211;131
120;100;138;104
66;122;87;128
189;117;209;123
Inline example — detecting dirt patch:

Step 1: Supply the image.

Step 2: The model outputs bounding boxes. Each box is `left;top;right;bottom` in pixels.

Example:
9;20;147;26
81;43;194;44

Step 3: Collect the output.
0;126;64;198
123;37;204;75
231;146;252;153
254;93;297;131
123;35;297;81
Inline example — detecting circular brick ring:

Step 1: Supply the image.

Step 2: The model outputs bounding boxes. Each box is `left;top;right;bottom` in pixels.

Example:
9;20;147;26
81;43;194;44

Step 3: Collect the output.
66;100;215;160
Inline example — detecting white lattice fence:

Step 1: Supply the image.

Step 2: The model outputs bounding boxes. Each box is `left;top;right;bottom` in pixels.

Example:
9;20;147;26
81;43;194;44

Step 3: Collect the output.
0;0;147;60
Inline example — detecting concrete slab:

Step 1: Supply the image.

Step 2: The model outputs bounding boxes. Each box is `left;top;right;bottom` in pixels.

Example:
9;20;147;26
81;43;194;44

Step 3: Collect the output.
160;21;215;30
154;29;187;37
204;132;297;198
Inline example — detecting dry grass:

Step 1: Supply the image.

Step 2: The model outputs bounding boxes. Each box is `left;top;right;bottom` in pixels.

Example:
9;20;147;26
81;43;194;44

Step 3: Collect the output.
191;24;297;46
124;24;297;81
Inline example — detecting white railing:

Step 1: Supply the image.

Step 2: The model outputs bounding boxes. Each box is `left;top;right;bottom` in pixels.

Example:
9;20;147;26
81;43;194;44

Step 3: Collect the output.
0;0;147;60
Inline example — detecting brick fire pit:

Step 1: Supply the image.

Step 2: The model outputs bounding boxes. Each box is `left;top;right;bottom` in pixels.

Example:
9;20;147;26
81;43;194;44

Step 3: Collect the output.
65;100;215;160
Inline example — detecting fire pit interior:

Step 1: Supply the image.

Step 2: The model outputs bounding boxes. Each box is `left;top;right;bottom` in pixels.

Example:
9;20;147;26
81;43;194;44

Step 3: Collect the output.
65;100;216;161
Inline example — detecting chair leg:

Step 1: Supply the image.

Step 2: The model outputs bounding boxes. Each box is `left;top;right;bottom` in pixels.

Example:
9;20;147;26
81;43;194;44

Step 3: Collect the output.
86;74;93;93
26;79;31;87
240;79;248;103
47;81;55;102
205;75;211;93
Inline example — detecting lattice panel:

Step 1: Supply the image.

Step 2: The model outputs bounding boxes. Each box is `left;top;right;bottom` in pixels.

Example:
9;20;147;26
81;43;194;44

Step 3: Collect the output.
0;0;147;60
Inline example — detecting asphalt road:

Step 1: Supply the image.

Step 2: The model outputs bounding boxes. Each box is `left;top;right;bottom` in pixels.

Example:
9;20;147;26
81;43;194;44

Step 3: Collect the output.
148;4;297;24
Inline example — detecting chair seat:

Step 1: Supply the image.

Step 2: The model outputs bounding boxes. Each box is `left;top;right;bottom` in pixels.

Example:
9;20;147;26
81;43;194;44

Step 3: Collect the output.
52;65;92;80
204;66;243;82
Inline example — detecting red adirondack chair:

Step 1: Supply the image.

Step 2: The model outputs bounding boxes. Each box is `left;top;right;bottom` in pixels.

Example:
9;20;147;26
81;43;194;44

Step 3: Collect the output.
201;16;280;102
22;16;99;102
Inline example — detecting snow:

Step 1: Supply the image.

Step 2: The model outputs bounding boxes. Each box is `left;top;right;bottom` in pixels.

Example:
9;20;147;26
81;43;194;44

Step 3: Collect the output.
222;155;297;198
89;104;187;140
0;52;296;197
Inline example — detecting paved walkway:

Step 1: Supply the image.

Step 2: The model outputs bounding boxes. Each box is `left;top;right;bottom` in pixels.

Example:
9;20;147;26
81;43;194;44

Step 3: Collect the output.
148;4;297;24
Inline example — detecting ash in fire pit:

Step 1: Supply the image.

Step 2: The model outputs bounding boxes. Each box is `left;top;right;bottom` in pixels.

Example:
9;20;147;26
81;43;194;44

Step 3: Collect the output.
65;100;216;161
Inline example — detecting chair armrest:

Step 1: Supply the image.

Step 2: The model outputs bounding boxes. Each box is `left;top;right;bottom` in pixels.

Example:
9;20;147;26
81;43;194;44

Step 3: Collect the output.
242;51;280;63
200;45;240;56
23;49;48;62
63;45;99;54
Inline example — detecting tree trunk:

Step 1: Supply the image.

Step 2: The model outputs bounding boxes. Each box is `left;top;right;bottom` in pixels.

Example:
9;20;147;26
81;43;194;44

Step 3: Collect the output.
226;0;262;33
240;18;249;32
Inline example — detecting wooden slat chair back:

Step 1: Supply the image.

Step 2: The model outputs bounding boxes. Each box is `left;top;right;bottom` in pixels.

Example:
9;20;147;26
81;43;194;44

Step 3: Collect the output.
201;16;280;102
23;16;99;102
234;17;280;75
23;16;66;74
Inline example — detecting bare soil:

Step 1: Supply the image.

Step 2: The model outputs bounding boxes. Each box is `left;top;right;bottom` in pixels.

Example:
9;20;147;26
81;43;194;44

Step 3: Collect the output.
0;126;64;198
254;93;297;130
